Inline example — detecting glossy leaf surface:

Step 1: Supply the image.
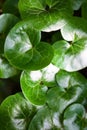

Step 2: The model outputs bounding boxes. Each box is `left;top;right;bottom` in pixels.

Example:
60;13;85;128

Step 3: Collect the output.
61;16;87;41
63;104;87;130
18;0;72;32
47;86;84;113
0;57;18;78
52;38;87;71
0;93;38;130
29;106;62;130
0;13;19;34
4;21;53;70
20;64;59;105
56;70;87;91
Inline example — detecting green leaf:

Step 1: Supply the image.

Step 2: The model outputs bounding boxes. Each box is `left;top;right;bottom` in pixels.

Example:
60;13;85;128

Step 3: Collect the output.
0;93;38;130
29;106;62;130
3;0;19;16
18;0;73;32
4;21;53;70
0;13;19;55
69;0;85;10
52;38;87;71
0;56;18;78
41;63;59;87
0;13;19;34
63;103;87;130
20;64;59;105
47;86;84;113
20;70;48;105
82;1;87;20
61;16;87;41
56;70;87;92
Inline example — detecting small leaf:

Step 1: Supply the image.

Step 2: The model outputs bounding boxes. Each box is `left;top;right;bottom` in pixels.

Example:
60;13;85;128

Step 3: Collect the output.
47;86;84;113
20;70;48;105
29;106;62;130
63;103;87;130
61;16;87;41
0;93;38;130
52;38;87;71
20;63;59;105
56;70;87;90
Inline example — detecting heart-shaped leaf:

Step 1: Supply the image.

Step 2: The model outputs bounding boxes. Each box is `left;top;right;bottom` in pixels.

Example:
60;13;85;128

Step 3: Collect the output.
52;38;87;71
0;93;38;130
29;106;62;130
18;0;73;32
63;103;87;130
20;64;59;105
61;16;87;41
47;86;84;113
56;70;87;92
20;70;48;105
4;21;53;70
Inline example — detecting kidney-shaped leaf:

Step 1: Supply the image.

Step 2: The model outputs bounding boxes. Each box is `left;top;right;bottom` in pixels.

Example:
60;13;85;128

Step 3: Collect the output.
29;106;62;130
56;70;87;93
52;38;87;71
20;63;59;105
18;0;72;32
61;16;87;41
63;103;87;130
4;21;53;70
0;93;38;130
47;86;84;113
20;70;48;105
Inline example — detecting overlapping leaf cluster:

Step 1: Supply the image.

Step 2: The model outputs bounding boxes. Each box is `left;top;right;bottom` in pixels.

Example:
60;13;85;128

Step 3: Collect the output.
0;0;87;129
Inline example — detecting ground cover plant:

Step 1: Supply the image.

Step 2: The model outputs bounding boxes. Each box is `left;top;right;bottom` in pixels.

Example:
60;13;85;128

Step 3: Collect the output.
0;0;87;129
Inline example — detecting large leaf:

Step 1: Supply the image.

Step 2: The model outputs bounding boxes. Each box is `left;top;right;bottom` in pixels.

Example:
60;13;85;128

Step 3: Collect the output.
63;103;87;130
61;16;87;41
4;21;53;70
20;64;59;105
0;93;38;130
0;56;18;78
52;38;87;71
29;106;62;130
47;86;84;113
18;0;73;32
